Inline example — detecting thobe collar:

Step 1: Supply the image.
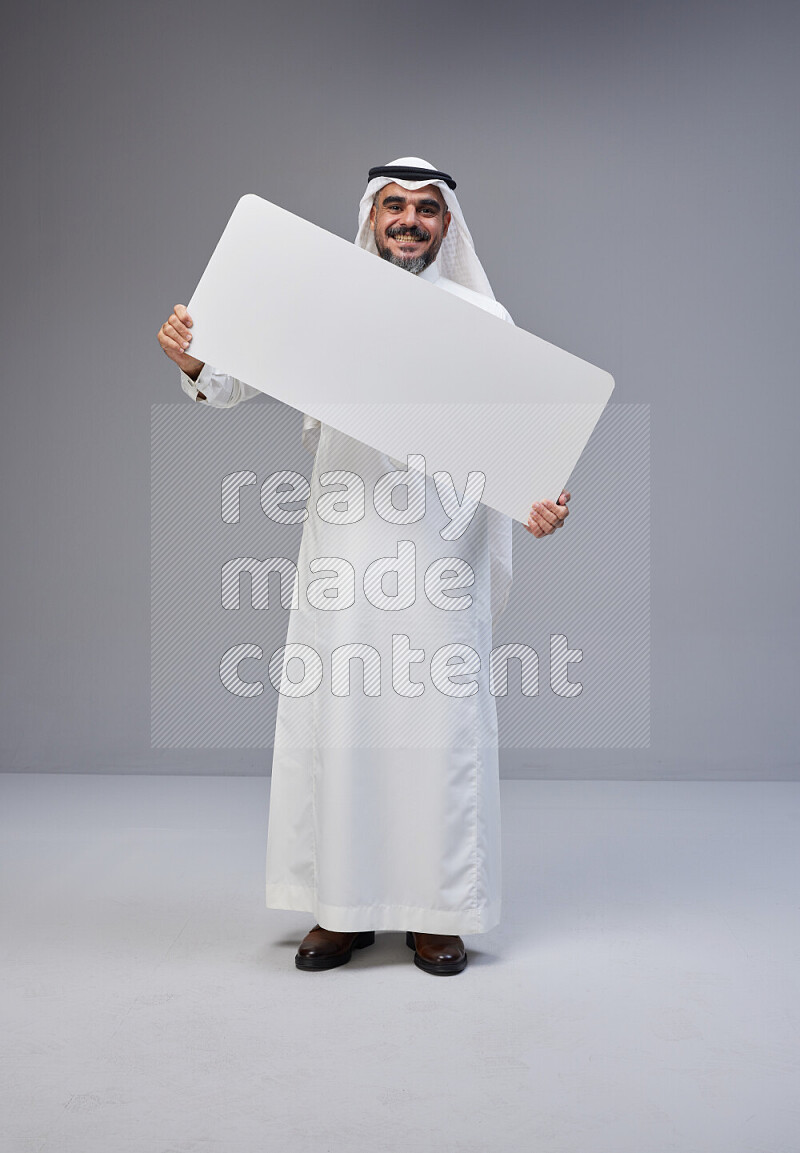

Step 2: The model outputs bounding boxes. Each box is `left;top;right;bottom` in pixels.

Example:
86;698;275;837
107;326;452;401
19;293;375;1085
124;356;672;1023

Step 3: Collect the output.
417;259;441;285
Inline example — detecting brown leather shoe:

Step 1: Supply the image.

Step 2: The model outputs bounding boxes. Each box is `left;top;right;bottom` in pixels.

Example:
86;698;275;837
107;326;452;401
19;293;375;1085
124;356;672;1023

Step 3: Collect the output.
406;930;468;975
295;924;376;971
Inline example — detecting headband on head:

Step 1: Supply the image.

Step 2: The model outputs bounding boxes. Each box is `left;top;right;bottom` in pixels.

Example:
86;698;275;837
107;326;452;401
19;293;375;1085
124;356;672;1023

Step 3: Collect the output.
367;165;457;191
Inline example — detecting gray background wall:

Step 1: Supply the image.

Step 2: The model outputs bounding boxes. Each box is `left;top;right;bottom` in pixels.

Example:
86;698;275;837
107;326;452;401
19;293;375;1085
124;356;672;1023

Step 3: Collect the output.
1;0;797;777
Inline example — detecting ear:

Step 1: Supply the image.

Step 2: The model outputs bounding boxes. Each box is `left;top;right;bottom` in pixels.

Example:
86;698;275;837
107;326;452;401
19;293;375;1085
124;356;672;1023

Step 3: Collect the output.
442;210;451;238
369;203;377;232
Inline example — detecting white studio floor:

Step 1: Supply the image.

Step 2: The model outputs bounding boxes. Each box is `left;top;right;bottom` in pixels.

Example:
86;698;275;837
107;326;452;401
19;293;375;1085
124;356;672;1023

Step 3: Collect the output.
1;774;798;1153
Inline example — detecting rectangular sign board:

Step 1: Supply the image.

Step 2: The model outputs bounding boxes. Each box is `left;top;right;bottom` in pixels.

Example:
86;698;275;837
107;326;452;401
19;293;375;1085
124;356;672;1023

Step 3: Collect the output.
187;195;614;524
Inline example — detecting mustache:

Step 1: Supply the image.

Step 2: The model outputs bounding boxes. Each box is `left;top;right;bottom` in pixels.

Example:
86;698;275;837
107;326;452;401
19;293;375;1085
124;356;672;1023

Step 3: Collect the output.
386;225;431;242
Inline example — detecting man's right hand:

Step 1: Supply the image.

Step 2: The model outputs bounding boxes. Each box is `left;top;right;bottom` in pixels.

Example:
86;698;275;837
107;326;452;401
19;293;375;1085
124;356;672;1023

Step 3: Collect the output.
157;304;205;381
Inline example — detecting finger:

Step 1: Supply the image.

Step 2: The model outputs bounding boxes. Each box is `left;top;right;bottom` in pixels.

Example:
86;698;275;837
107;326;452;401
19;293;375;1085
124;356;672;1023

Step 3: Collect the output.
549;498;569;528
166;319;192;351
546;498;569;528
168;310;192;346
543;498;569;525
158;329;187;360
174;305;194;339
531;501;559;530
558;491;571;504
526;517;544;537
168;319;192;348
528;506;554;535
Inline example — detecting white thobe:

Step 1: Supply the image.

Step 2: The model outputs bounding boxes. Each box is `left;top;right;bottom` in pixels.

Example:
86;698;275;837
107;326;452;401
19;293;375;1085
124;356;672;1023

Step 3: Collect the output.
180;260;514;933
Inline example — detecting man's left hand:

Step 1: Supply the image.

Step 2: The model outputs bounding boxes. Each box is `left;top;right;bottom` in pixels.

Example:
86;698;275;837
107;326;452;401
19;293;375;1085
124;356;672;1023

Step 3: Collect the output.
526;491;570;537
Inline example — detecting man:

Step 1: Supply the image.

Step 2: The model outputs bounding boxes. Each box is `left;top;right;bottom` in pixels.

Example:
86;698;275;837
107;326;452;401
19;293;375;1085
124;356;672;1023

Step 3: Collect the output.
157;157;570;975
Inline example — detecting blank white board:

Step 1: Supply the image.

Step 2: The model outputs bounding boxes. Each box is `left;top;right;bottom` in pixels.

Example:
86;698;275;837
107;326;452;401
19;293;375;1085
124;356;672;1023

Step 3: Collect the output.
187;195;614;524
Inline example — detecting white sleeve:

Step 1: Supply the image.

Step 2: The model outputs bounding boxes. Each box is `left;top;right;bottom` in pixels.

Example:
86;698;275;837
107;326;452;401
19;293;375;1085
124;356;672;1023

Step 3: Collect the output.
179;363;261;408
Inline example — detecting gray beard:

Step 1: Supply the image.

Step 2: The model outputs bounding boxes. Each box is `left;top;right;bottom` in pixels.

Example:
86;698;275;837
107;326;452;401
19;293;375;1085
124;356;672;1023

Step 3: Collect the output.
377;249;431;275
375;227;443;275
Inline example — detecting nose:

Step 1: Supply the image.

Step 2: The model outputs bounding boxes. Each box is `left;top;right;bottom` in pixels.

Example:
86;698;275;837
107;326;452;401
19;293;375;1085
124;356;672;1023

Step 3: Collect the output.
398;203;420;227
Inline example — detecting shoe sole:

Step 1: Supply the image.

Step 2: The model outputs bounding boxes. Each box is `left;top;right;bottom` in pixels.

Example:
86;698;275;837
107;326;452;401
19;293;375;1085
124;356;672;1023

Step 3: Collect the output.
295;930;375;971
406;931;468;975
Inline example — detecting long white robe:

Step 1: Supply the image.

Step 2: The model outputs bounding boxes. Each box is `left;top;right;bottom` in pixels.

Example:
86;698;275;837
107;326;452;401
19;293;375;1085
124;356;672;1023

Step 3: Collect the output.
181;260;514;933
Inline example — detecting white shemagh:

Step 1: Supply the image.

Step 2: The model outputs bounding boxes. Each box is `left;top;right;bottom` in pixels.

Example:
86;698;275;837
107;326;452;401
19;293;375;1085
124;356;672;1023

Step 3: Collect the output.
354;155;497;299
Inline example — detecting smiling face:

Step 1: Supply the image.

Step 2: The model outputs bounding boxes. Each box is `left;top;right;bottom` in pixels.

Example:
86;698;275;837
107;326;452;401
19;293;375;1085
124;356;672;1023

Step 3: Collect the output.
369;182;451;274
